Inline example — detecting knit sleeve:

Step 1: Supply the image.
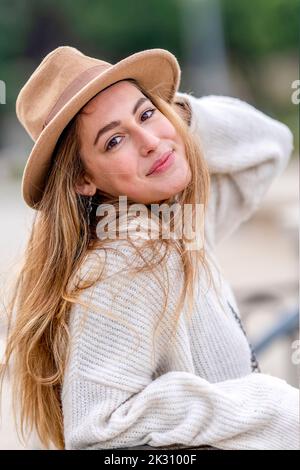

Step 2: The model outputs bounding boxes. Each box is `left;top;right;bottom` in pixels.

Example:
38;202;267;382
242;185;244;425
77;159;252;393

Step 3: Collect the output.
62;244;299;450
176;93;294;246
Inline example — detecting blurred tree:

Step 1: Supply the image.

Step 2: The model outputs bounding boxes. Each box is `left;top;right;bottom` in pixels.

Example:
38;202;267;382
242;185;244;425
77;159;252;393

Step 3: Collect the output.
0;0;182;111
1;0;298;98
0;0;31;141
221;0;299;151
0;0;30;61
221;0;299;60
62;0;181;61
0;0;298;137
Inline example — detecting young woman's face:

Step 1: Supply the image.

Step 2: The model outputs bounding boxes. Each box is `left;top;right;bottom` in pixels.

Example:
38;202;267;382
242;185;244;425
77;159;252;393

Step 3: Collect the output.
76;81;191;204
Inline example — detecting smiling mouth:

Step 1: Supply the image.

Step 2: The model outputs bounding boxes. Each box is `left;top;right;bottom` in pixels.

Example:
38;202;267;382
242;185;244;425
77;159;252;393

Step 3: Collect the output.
146;150;175;176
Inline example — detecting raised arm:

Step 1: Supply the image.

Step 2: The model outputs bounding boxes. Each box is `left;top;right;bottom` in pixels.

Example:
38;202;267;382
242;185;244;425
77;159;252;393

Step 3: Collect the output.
62;245;298;450
175;92;294;246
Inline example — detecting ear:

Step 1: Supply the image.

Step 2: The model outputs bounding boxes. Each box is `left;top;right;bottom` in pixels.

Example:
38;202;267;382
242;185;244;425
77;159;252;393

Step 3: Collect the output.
75;172;97;197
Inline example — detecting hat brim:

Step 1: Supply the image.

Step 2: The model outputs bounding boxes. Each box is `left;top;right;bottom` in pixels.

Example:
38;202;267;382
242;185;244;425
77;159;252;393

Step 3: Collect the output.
21;49;180;209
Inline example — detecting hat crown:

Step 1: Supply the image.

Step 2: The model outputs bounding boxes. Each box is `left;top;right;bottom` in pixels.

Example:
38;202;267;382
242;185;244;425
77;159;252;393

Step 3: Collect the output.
16;46;111;141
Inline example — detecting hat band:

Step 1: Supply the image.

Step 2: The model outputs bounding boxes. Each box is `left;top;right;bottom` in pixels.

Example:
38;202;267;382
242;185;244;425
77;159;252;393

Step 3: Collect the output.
42;63;110;129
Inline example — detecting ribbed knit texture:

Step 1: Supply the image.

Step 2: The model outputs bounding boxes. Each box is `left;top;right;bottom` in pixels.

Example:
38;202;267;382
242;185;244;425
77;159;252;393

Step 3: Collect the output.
62;93;299;450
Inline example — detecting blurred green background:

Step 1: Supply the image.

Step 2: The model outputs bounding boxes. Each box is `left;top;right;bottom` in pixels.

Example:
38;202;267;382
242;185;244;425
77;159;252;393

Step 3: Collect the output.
0;0;298;176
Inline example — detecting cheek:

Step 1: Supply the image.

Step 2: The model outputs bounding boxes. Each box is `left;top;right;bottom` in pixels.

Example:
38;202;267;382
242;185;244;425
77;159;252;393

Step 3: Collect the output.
158;118;177;139
114;158;137;180
96;156;134;179
104;159;138;195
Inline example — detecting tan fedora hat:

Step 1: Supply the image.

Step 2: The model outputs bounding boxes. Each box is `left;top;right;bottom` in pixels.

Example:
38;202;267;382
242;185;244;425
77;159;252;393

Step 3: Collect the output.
16;46;181;209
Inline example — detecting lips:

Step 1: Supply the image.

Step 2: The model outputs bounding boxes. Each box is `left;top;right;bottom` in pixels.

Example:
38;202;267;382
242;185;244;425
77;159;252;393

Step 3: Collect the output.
146;150;173;176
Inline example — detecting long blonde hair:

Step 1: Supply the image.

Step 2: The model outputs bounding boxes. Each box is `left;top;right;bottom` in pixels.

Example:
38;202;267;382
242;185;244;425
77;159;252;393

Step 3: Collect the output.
0;79;211;450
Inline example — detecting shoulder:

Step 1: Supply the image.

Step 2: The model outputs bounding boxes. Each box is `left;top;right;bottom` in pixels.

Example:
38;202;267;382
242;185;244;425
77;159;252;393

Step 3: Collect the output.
72;230;183;295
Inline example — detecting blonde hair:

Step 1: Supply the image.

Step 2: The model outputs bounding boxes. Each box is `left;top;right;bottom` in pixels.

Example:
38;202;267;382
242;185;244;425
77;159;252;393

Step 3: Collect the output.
0;79;211;450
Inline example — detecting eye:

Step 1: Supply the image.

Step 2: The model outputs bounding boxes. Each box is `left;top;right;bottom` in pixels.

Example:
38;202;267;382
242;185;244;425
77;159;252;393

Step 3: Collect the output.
141;108;156;122
105;135;122;151
105;108;156;152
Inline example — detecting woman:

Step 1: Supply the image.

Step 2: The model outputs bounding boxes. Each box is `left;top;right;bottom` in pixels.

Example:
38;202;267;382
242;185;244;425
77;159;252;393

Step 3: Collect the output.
0;46;298;450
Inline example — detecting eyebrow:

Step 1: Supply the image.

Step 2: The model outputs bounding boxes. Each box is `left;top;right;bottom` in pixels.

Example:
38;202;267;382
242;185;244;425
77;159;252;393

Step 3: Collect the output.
93;96;149;146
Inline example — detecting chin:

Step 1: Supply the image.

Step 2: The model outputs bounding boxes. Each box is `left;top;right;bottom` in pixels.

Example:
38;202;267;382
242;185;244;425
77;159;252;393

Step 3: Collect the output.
169;174;191;196
144;191;179;204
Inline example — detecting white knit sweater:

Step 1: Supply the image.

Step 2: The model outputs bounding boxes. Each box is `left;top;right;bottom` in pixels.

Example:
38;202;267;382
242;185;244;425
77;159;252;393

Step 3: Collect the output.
61;93;299;450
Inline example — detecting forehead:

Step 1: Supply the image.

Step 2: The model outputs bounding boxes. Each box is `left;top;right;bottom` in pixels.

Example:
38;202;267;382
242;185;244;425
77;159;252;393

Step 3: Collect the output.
81;81;144;116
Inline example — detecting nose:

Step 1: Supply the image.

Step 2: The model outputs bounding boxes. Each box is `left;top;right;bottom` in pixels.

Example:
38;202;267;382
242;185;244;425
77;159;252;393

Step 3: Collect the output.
137;127;160;157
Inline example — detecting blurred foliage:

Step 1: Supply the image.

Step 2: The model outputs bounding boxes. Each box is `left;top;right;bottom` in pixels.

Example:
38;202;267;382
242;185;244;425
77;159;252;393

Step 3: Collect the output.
0;0;298;74
0;1;31;61
221;0;299;60
220;0;299;149
0;0;298;89
0;0;182;110
0;0;298;145
63;0;181;60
